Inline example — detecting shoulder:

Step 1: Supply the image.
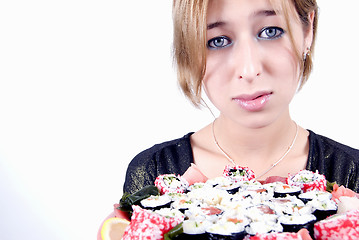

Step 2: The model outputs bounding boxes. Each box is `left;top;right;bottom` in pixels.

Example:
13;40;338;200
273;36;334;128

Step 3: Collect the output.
308;130;359;160
123;133;194;194
307;130;359;192
129;132;194;169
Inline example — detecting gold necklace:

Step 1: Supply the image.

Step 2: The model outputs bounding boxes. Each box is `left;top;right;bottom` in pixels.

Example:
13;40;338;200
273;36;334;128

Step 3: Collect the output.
212;119;299;180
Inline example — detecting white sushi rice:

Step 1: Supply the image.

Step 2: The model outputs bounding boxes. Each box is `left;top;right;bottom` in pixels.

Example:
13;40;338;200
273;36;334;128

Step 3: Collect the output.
206;221;243;235
154;207;184;218
140;194;172;208
182;219;212;234
274;183;301;194
309;199;337;211
278;214;316;225
299;190;332;202
138;171;338;236
246;221;283;235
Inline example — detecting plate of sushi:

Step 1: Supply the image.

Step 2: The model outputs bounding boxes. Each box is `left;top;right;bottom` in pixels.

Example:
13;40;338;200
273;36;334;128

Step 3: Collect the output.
103;164;359;240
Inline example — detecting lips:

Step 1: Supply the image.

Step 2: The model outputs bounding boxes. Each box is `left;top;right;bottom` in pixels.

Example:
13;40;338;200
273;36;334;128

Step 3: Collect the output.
233;91;272;111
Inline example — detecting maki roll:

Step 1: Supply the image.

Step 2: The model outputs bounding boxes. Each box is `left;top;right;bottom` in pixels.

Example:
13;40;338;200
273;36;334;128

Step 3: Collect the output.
185;206;223;223
205;175;241;194
122;205;184;240
140;194;172;210
154;174;189;195
273;184;301;198
243;186;272;203
186;182;208;192
270;197;312;216
287;170;326;192
206;176;232;188
223;165;256;182
278;214;316;236
187;187;224;206
246;221;283;236
309;199;338;221
298;190;332;204
245;204;278;222
215;181;242;195
206;221;246;240
171;197;200;213
178;219;212;240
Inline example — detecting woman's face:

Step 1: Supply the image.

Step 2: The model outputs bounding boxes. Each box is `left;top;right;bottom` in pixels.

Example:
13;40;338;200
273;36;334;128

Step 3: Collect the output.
203;0;312;128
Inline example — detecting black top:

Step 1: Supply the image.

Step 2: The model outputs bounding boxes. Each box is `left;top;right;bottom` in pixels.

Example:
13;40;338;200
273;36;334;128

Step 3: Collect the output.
124;130;359;194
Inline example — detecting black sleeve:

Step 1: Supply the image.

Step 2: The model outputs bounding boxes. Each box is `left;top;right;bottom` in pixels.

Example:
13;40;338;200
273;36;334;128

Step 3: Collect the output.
306;130;359;192
123;152;158;194
123;133;194;194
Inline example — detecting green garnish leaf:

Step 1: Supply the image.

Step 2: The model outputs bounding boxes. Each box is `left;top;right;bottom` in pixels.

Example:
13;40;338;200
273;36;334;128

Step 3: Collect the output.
164;222;183;240
326;181;337;193
119;185;160;213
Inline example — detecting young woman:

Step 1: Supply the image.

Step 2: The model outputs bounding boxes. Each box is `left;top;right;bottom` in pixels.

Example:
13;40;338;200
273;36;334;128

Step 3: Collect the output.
123;0;359;195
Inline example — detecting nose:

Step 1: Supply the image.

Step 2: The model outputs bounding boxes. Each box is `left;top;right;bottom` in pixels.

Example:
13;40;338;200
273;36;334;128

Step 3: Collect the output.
233;39;262;82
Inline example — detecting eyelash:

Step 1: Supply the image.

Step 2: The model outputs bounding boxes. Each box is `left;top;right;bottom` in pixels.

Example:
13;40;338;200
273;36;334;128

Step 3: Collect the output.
207;36;232;49
258;26;284;40
207;26;285;49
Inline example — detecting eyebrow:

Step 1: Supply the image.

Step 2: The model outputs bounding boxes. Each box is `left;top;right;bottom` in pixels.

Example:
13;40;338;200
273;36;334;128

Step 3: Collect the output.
207;9;277;30
207;21;226;30
258;10;277;17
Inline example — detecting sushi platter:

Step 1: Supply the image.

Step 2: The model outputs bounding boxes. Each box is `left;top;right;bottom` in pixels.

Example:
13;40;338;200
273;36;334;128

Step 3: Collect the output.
117;166;359;240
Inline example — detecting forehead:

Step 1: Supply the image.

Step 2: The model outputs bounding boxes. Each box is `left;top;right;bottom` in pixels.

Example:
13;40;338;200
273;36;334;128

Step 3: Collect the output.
206;0;296;24
207;0;274;18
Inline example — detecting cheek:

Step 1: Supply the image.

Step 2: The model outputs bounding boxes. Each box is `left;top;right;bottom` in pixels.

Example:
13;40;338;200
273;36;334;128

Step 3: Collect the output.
203;54;231;96
268;46;301;86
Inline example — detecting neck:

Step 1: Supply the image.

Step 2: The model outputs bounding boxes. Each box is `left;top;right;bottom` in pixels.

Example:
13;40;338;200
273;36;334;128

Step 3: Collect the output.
213;114;297;165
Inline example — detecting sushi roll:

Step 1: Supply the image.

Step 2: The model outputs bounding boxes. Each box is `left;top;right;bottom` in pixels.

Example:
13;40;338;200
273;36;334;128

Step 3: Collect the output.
215;181;242;194
206;221;247;240
270;197;312;216
287;170;326;192
154;207;184;220
298;190;332;204
237;180;262;190
223;165;256;182
309;198;338;221
122;205;184;240
314;209;359;240
245;221;283;236
154;174;189;195
140;194;172;210
179;219;212;240
278;214;316;236
185;206;224;223
220;193;251;212
245;204;278;222
171;197;200;213
186;182;208;192
242;186;272;203
167;192;186;201
186;187;225;206
218;215;249;240
273;184;301;198
206;176;233;188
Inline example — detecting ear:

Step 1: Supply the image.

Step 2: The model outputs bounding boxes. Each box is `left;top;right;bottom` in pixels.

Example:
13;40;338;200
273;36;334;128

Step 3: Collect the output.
304;10;315;50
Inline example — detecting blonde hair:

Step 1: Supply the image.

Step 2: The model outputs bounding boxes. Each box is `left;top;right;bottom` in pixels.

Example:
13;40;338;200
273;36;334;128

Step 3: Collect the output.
172;0;319;107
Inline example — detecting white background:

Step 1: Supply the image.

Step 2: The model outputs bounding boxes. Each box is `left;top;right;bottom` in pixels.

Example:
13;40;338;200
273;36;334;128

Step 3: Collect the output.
0;1;358;239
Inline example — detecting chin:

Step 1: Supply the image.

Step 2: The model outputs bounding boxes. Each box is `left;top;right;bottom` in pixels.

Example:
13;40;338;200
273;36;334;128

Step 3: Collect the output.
236;114;274;130
233;119;269;130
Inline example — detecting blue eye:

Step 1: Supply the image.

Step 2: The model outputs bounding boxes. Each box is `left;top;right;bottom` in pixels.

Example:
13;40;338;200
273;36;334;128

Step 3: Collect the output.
207;36;232;49
258;27;284;40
